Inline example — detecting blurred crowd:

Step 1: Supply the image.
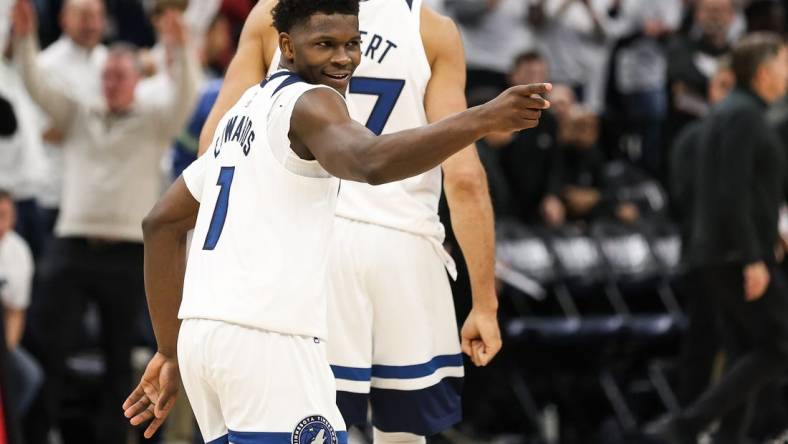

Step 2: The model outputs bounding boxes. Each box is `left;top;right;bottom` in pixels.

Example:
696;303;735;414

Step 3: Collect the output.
1;0;788;443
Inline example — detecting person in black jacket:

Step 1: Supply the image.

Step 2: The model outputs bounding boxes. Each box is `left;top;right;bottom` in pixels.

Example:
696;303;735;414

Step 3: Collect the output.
669;57;734;407
648;32;788;444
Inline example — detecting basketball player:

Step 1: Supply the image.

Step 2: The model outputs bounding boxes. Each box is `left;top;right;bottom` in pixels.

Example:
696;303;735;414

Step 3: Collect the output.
196;1;506;441
122;0;550;442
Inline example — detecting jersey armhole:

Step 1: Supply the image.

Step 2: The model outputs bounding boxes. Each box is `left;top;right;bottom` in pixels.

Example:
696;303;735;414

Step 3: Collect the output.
266;84;342;179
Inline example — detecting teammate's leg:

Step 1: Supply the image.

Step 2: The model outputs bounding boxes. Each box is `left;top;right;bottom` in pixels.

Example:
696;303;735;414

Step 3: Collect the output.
326;218;375;428
365;226;463;437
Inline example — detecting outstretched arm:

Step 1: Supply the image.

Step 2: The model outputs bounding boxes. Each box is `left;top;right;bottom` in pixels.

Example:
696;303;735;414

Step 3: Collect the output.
291;83;550;185
12;0;77;132
123;177;199;438
421;8;500;366
197;0;278;154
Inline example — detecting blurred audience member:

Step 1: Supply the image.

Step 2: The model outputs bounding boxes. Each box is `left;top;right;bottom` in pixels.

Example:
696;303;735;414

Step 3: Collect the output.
667;0;736;132
606;0;682;176
171;78;222;179
648;32;788;444
12;1;199;441
443;0;535;91
466;87;516;217
529;0;610;111
35;0;106;245
0;39;46;257
551;106;605;224
170;6;232;180
744;0;785;33
548;83;578;123
0;189;43;422
495;51;561;224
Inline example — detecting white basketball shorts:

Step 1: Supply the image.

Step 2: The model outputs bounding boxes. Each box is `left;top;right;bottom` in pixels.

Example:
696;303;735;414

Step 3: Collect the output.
326;217;464;436
178;319;348;443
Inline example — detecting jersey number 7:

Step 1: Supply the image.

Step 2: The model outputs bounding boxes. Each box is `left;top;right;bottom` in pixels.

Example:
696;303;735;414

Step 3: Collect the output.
349;77;406;135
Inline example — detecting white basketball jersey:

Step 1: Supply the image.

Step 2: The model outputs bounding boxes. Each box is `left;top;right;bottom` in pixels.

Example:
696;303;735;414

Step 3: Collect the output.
179;72;341;339
269;0;442;241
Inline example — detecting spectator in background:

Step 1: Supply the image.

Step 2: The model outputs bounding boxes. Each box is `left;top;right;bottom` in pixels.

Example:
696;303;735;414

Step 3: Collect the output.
0;37;46;257
649;33;788;444
666;0;736;138
466;87;516;218
547;105;640;226
745;0;784;33
171;9;233;179
669;56;733;408
35;0;106;244
497;51;561;224
12;0;199;441
549;106;606;225
529;0;610;111
0;189;43;423
548;82;578;123
443;0;535;92
606;0;682;176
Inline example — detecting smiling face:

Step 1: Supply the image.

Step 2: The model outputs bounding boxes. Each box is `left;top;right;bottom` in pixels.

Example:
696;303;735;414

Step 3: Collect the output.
279;13;361;93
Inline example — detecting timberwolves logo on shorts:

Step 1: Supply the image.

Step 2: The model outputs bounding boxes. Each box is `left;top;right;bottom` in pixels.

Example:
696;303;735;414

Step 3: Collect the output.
292;415;338;444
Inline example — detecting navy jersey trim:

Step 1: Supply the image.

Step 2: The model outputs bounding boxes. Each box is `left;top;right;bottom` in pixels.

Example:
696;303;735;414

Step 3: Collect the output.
371;353;462;379
331;365;372;381
272;74;306;96
208;430;349;444
259;70;292;88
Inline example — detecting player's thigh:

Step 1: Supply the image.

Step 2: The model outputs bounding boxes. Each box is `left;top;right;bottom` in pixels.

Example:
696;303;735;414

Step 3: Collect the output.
177;319;228;443
208;322;348;442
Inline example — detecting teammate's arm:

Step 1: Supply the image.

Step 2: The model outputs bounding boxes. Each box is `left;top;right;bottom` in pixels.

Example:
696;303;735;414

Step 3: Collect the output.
290;82;550;185
123;177;198;439
197;0;278;154
422;8;501;366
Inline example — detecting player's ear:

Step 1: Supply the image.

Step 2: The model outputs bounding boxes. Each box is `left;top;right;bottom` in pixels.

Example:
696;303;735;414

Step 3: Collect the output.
279;32;295;64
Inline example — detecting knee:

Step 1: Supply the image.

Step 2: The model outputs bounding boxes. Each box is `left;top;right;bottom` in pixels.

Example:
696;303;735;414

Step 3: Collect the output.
373;428;426;444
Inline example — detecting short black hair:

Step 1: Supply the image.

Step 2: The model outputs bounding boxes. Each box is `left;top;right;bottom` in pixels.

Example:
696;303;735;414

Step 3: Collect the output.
0;189;12;203
731;32;784;86
512;50;545;68
272;0;359;33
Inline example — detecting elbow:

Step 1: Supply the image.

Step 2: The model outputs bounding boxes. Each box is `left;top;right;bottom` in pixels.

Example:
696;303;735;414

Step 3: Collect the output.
141;210;163;240
364;168;388;186
355;155;390;185
444;165;488;199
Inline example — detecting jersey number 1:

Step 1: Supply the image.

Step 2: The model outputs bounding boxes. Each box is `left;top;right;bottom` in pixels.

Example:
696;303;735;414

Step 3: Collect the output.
349;77;406;135
203;166;235;250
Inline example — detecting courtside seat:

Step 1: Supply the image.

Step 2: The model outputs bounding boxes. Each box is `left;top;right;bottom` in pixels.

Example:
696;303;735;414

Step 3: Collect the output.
506;315;628;347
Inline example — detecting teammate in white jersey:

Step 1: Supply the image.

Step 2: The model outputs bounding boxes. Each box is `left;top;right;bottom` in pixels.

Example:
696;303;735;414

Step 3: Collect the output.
196;1;506;441
122;0;550;441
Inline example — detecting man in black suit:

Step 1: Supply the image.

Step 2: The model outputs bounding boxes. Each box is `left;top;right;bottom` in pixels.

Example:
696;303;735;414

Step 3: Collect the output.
648;32;788;444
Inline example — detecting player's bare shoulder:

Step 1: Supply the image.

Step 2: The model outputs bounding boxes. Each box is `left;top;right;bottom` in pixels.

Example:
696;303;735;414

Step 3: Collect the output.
419;5;463;66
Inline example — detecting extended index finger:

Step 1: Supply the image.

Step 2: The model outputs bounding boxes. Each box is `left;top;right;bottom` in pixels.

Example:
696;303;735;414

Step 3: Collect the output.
515;82;553;98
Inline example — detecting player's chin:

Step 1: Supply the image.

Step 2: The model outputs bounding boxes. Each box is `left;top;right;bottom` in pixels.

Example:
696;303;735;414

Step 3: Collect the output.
321;73;351;92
